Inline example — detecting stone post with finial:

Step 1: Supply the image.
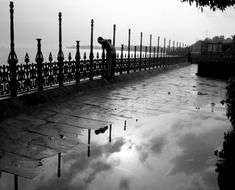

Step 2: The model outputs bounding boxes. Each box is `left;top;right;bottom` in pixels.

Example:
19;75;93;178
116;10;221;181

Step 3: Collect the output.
139;32;143;71
8;1;18;97
113;24;116;47
127;28;131;73
75;41;80;83
89;19;94;80
149;34;152;69
157;36;160;67
57;12;64;87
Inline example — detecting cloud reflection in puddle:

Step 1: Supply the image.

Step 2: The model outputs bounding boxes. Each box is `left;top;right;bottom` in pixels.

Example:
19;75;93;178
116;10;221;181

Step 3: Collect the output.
127;112;230;190
2;112;230;190
25;137;126;190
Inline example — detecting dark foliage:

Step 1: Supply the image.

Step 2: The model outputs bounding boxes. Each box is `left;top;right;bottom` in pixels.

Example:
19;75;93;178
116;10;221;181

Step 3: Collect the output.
215;78;235;190
215;130;235;190
181;0;235;11
226;78;235;126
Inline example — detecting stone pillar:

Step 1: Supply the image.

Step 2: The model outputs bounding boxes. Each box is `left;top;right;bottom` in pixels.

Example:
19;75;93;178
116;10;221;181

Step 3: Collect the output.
127;29;131;73
89;19;94;80
57;12;64;87
8;1;18;97
75;41;80;83
139;32;143;71
113;24;116;47
149;34;152;69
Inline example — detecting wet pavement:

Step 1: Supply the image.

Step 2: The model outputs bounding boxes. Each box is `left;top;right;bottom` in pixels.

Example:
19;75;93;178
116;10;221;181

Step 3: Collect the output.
0;64;231;190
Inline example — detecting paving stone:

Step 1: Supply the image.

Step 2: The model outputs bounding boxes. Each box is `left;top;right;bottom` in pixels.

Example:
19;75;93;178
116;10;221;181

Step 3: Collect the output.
47;114;109;129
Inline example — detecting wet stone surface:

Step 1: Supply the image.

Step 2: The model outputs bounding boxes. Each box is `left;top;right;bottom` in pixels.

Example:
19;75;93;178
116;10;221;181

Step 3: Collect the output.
0;64;231;190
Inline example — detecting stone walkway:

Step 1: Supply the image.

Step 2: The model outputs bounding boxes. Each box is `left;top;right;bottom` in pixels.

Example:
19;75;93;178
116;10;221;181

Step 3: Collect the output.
0;64;227;179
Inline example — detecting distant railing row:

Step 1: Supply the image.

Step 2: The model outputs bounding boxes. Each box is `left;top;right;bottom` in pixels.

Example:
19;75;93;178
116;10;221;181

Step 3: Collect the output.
0;2;188;98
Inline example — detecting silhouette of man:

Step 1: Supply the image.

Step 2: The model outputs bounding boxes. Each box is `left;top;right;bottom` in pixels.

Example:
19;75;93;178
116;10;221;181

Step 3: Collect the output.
98;37;116;79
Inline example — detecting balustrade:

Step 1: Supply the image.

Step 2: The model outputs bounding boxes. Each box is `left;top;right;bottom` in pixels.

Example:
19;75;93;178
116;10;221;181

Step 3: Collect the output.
0;1;188;98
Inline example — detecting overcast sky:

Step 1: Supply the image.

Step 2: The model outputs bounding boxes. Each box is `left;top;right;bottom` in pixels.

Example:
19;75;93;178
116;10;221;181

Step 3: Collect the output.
0;0;235;49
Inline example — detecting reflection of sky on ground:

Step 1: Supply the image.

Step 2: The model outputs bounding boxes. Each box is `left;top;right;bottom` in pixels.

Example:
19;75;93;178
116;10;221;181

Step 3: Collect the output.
1;112;230;190
0;65;230;189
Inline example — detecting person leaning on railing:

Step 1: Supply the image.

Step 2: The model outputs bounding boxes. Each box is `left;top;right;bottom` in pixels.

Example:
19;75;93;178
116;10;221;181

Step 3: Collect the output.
97;36;116;79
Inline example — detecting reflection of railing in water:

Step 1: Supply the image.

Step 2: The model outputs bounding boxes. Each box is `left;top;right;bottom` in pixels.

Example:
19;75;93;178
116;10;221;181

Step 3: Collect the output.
0;1;188;99
8;119;127;190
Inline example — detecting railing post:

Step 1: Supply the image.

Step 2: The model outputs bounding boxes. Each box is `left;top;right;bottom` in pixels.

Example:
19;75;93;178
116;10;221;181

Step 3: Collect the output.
168;39;171;66
75;41;80;83
182;43;184;56
182;43;184;61
173;41;175;56
178;42;180;63
183;44;185;61
177;42;179;63
149;34;152;70
185;44;187;57
163;38;166;66
153;47;156;68
182;43;184;59
181;43;183;61
89;19;94;80
113;24;116;47
127;28;131;73
101;47;106;78
139;32;143;71
157;36;160;68
186;44;188;60
8;1;18;97
120;44;124;75
57;12;64;87
134;46;137;72
186;44;188;61
179;42;181;56
144;46;147;70
36;39;44;91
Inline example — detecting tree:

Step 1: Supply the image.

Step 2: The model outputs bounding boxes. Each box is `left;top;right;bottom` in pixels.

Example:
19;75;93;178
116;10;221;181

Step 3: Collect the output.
180;0;235;11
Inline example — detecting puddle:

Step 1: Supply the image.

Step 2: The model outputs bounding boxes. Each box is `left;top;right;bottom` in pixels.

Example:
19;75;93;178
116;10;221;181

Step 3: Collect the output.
0;65;230;190
0;112;230;190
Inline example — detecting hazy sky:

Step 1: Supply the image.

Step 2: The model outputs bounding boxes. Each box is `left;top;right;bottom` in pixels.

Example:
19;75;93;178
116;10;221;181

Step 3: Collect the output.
0;0;235;49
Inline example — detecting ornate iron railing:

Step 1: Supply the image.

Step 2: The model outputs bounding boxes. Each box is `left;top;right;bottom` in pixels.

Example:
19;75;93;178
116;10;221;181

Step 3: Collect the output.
0;52;187;98
0;1;188;99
